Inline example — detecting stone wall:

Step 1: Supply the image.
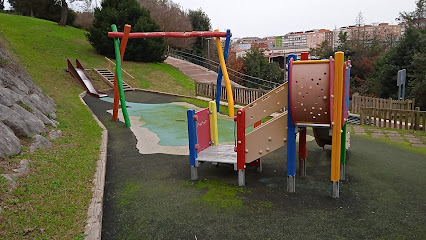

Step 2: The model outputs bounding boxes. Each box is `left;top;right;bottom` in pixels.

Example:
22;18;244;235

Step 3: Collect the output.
0;42;58;159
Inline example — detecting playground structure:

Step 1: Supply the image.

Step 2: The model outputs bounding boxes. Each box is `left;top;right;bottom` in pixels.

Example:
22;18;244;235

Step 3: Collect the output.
107;25;233;129
107;25;351;198
67;59;108;98
187;52;351;198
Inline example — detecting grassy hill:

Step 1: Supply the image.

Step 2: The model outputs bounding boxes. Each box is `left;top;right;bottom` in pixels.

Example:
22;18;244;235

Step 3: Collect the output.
0;13;194;239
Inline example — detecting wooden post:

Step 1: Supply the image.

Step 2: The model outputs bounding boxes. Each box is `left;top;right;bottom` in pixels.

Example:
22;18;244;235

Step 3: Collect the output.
414;107;420;130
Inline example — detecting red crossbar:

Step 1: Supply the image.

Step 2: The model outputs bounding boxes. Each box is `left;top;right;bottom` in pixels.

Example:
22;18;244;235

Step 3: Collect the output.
108;31;230;38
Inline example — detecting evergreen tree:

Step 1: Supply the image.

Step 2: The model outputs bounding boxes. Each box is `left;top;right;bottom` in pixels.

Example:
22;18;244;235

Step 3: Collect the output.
188;9;211;57
242;47;284;89
86;0;166;62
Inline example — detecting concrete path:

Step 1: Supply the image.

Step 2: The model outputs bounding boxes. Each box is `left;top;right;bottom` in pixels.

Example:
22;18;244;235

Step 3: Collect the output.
351;125;426;147
165;56;241;87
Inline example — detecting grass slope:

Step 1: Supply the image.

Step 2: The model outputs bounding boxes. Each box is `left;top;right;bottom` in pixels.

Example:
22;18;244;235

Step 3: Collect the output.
0;13;194;239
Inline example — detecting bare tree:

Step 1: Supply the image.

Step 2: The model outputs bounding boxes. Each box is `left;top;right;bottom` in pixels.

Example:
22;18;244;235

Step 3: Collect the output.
58;0;68;26
139;0;194;49
58;0;91;26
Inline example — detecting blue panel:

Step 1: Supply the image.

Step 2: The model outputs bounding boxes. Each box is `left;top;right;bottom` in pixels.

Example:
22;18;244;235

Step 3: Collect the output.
287;54;297;176
215;29;232;111
187;109;197;166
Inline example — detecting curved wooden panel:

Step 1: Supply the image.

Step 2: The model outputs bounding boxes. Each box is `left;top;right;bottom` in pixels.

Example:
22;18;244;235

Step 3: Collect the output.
290;61;331;124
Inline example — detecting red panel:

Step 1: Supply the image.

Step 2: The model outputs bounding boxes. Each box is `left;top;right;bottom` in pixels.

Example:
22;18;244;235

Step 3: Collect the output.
109;31;230;39
301;52;309;60
195;108;211;152
236;109;246;170
299;128;307;159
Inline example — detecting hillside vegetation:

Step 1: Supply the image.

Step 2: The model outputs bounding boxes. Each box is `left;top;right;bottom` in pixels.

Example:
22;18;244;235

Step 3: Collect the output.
0;13;194;239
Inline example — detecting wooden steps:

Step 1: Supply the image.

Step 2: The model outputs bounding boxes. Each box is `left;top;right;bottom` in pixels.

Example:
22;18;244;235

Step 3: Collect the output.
94;68;134;91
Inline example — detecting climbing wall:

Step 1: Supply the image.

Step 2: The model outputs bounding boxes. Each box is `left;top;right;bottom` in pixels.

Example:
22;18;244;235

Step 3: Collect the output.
290;58;334;125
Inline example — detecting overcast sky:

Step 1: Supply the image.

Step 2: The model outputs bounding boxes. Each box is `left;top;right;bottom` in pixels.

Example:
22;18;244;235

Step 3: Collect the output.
3;0;417;38
172;0;417;38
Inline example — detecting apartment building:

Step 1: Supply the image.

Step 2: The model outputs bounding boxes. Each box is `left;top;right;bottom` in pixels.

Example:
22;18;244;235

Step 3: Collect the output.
333;23;403;48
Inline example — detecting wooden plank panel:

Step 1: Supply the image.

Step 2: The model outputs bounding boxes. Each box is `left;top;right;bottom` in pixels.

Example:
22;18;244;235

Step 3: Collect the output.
197;145;237;164
245;113;287;163
243;83;287;127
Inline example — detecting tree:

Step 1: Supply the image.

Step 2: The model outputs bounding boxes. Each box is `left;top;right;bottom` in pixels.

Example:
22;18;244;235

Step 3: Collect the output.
9;0;76;25
86;0;166;62
58;0;68;26
226;51;244;85
188;9;211;56
139;0;193;49
242;47;284;89
58;0;91;26
0;0;5;10
369;0;426;109
310;40;334;59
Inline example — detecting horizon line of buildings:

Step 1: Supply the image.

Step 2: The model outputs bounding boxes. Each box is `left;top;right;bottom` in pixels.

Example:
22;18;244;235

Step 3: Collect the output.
230;22;405;67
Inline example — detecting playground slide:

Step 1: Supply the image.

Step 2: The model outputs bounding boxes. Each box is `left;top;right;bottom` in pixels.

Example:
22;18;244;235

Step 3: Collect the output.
67;59;108;98
312;127;332;148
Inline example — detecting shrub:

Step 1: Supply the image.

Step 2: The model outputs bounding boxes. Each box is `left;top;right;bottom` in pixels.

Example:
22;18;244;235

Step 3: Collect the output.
86;0;166;62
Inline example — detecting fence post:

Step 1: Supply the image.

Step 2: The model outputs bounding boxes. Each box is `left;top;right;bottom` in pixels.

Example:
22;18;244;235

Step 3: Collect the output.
414;107;420;130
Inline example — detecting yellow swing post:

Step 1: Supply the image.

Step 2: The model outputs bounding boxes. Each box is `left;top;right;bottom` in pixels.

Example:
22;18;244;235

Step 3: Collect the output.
215;30;234;117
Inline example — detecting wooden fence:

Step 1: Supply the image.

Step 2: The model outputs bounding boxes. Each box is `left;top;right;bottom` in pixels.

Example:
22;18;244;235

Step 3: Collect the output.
360;107;425;131
195;82;269;105
352;94;415;114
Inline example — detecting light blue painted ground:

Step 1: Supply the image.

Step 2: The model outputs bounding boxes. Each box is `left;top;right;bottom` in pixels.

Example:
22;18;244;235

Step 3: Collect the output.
101;98;235;146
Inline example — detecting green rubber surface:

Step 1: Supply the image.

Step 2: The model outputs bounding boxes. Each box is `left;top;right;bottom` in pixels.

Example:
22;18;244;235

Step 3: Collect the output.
84;90;426;240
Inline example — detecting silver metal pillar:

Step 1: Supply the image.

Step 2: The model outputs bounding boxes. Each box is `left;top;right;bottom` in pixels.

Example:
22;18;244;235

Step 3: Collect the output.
299;158;306;177
340;163;346;181
238;170;245;186
332;181;339;198
287;175;295;192
257;160;263;173
191;166;198;180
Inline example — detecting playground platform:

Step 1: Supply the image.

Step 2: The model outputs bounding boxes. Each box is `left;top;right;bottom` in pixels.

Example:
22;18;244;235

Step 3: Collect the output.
83;90;426;239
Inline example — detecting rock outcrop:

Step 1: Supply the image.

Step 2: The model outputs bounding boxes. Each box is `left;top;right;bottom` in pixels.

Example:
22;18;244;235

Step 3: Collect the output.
0;41;58;159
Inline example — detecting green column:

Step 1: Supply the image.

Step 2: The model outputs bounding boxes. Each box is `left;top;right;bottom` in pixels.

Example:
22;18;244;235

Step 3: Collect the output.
111;24;130;127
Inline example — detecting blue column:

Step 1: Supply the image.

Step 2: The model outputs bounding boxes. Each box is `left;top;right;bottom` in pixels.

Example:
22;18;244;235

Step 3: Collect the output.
187;109;198;166
287;54;297;178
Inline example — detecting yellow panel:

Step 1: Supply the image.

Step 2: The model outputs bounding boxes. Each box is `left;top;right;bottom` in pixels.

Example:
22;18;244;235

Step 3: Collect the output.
243;83;287;127
331;52;344;181
208;101;219;146
215;31;234;117
245;113;287;163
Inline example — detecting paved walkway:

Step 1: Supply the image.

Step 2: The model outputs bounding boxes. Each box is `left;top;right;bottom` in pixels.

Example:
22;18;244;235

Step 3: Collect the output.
351;125;426;147
165;56;242;87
